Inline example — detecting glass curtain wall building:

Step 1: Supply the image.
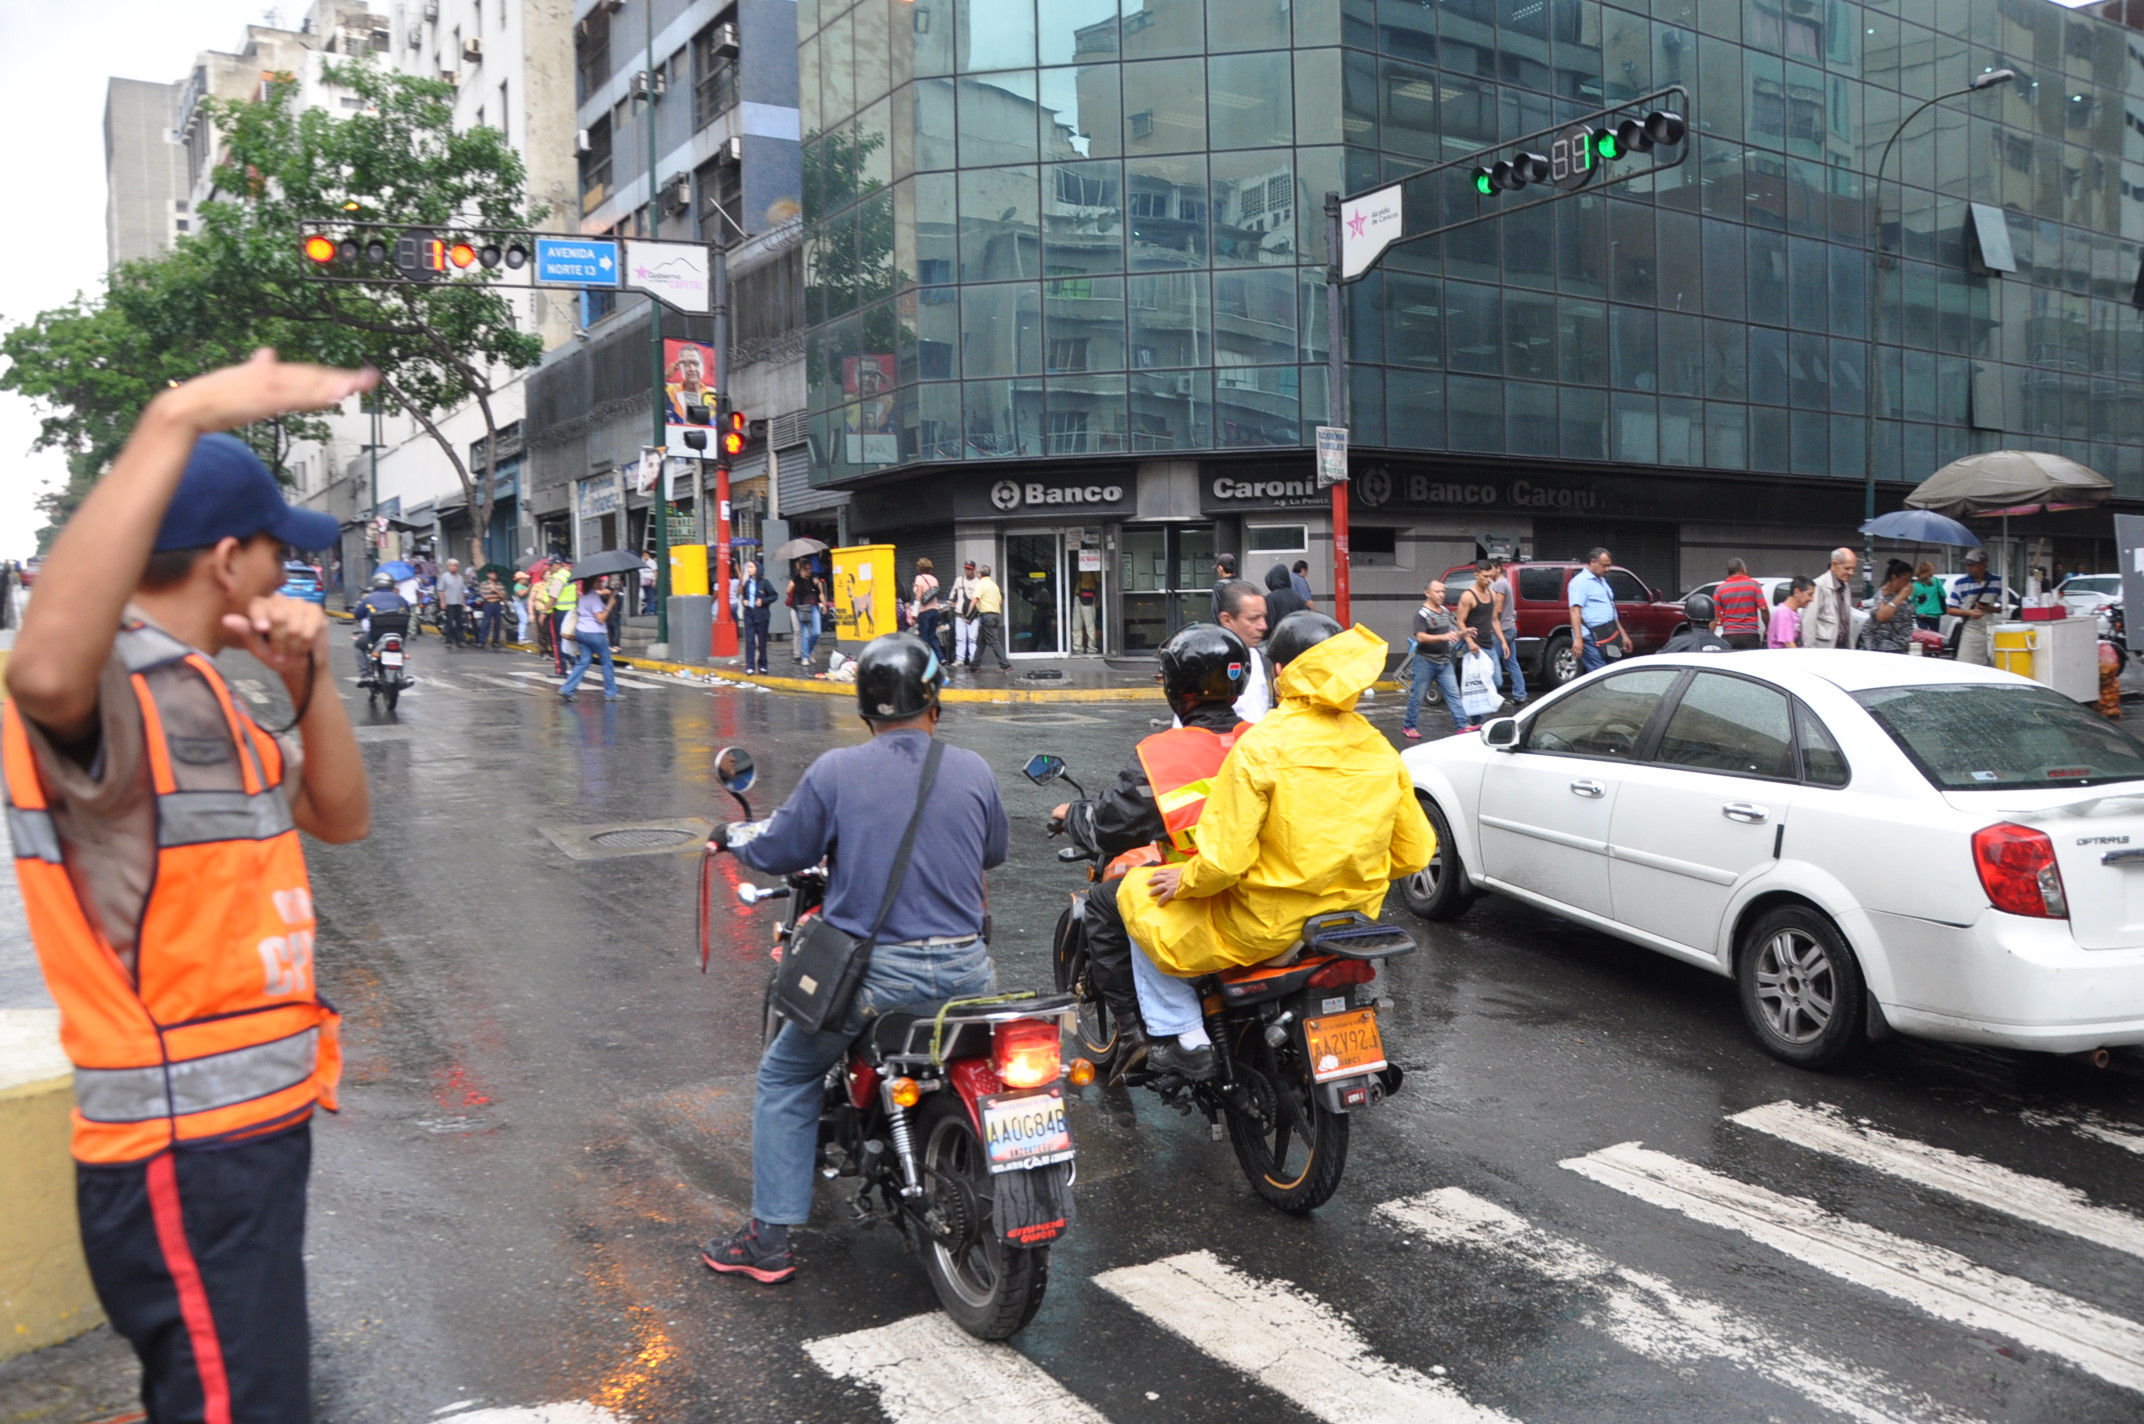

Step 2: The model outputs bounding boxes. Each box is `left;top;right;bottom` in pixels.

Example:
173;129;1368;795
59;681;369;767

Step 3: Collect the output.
797;0;2144;656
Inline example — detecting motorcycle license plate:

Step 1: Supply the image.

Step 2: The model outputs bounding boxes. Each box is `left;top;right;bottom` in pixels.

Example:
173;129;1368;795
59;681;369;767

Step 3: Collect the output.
979;1087;1073;1174
1302;1008;1386;1084
379;651;404;667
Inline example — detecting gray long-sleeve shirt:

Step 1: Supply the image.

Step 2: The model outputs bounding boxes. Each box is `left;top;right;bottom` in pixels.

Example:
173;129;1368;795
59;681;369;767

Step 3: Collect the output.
734;730;1009;943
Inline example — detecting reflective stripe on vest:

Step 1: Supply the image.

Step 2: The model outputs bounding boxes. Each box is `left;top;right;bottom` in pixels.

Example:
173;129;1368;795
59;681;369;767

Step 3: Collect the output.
1135;725;1243;860
0;624;340;1164
75;1026;318;1123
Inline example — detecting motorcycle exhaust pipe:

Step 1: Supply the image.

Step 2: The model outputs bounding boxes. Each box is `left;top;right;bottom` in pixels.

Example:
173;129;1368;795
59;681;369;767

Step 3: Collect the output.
2072;1047;2112;1070
1263;1010;1295;1048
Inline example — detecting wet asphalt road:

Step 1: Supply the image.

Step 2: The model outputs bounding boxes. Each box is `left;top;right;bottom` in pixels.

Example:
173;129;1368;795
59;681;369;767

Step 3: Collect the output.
164;649;2144;1420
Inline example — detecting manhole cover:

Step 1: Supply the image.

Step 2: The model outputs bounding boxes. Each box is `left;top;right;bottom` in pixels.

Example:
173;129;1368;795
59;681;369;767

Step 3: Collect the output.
591;827;698;849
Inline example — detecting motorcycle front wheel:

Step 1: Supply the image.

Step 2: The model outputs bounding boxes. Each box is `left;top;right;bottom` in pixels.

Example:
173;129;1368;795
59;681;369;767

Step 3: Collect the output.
916;1095;1049;1339
1222;1027;1349;1214
1050;903;1119;1070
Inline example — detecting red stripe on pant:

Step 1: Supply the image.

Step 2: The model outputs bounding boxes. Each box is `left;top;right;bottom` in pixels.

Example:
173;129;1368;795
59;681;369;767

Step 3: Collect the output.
146;1153;235;1424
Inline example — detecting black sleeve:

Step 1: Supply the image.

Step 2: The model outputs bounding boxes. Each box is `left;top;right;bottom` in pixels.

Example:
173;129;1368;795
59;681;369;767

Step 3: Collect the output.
1074;754;1165;857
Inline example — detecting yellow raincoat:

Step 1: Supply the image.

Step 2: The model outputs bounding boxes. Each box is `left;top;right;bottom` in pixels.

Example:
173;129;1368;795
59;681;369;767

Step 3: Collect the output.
1120;625;1434;976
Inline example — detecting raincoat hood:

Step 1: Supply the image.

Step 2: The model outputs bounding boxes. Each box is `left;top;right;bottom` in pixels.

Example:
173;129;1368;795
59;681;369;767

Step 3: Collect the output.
1275;624;1388;710
1265;563;1294;592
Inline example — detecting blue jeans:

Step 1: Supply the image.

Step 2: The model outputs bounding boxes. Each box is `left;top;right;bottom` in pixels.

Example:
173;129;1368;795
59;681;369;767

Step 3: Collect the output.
1405;653;1467;732
560;629;616;697
752;940;996;1224
1129;937;1206;1038
1580;630;1610;673
797;606;822;662
1499;635;1527;702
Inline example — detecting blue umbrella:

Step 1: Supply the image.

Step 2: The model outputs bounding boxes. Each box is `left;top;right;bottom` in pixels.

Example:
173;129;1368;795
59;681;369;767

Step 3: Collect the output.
1858;509;1981;546
378;559;416;579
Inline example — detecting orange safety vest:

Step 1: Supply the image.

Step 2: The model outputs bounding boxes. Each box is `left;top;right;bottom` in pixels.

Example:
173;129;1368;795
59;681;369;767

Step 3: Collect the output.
2;622;341;1165
1134;723;1245;861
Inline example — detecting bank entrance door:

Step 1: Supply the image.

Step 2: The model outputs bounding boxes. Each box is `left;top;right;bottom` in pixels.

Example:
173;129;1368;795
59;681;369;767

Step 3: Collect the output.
1118;523;1216;651
1004;532;1064;656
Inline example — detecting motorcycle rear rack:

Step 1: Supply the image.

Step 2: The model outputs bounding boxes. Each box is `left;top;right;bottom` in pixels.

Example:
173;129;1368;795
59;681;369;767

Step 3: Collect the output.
873;991;1079;1066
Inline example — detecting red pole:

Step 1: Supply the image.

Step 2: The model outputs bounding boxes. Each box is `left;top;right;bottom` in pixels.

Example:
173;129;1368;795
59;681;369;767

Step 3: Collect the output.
711;458;737;657
1331;477;1352;628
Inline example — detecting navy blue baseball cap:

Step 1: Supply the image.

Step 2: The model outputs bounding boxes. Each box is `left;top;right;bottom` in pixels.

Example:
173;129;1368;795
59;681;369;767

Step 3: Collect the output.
152;433;341;553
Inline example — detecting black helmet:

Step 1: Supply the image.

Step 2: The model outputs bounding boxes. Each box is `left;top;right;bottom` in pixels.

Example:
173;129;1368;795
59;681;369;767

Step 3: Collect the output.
1157;623;1249;723
854;633;944;723
1267;611;1341;669
1683;591;1716;626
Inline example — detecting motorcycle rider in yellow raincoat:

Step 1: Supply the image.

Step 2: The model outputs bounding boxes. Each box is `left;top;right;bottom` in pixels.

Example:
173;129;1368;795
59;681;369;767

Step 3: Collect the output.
1121;611;1435;1080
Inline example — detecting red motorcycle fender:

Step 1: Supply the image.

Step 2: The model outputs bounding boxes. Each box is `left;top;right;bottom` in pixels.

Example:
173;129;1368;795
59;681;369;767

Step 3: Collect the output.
946;1057;1004;1136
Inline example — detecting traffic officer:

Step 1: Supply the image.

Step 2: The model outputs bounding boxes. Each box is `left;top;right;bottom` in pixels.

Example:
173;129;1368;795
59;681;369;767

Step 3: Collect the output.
3;351;376;1420
1051;622;1251;1081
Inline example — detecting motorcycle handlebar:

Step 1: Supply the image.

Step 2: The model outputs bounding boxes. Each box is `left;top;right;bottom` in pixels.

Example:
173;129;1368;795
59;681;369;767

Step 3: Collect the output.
1058;845;1097;863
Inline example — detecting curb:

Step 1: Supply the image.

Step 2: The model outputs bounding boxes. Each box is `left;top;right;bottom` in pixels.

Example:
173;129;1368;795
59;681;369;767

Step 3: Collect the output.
329;608;1160;704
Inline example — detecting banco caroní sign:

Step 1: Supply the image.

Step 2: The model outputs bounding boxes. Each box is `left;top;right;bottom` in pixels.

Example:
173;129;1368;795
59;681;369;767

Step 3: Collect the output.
989;478;1126;510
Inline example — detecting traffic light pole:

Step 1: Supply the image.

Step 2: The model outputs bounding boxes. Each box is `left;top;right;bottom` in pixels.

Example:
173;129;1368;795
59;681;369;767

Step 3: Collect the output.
711;246;738;658
1325;194;1352;630
644;0;670;650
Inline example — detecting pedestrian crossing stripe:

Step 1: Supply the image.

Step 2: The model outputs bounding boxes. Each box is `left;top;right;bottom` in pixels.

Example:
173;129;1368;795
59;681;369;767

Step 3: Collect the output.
798;1099;2144;1422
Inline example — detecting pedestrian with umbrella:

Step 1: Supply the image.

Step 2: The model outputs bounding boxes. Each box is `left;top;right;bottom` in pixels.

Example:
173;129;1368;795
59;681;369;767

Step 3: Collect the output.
559;570;621;701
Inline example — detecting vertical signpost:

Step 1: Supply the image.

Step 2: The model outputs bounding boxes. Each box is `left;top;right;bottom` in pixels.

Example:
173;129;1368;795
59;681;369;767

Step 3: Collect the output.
1316;425;1351;628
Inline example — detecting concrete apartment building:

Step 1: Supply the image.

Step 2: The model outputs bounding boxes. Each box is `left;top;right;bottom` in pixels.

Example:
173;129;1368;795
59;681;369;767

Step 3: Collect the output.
103;79;191;267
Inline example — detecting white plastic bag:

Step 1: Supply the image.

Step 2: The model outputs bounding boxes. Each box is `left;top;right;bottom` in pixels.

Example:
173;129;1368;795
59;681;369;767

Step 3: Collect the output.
1459;649;1502;719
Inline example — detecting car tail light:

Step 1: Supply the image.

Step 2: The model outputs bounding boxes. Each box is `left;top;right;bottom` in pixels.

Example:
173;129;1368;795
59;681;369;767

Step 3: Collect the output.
992;1020;1062;1089
1307;959;1376;989
1972;823;2069;919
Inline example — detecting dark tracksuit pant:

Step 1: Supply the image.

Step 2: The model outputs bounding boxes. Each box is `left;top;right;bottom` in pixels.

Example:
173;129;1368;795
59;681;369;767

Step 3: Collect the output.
1081;875;1140;1023
78;1125;313;1424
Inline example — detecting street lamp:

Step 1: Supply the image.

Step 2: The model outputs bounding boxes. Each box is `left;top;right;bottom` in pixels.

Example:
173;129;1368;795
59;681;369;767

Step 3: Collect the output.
1863;67;2016;592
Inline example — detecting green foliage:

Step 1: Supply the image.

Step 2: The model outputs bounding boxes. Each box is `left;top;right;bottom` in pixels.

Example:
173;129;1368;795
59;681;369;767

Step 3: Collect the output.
1;57;543;550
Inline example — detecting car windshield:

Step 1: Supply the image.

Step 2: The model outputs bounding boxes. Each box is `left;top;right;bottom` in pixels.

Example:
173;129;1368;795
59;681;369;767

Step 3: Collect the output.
1854;684;2144;791
2064;576;2119;596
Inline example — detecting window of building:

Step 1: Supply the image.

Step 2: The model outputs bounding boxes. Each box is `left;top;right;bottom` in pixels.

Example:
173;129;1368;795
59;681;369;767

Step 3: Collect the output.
576;10;611;104
1048;409;1090;452
1351;526;1398;565
693;12;740;130
697;156;742;246
1246;525;1306;553
580;116;613;216
1128;110;1154;140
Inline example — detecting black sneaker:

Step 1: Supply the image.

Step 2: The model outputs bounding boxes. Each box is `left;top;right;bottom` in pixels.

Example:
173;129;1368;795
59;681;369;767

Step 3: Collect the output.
1147;1041;1217;1082
702;1219;795;1283
1108;1021;1151;1087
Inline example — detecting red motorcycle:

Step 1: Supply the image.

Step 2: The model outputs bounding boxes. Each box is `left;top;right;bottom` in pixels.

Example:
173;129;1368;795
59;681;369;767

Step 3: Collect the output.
707;747;1091;1339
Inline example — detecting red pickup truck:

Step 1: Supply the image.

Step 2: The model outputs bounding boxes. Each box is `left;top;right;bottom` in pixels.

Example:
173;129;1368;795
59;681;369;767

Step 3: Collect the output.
1438;561;1688;690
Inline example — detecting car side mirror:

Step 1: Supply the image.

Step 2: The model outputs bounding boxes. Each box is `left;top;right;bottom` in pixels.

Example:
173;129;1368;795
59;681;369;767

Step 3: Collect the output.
1023;753;1067;786
1480;717;1521;750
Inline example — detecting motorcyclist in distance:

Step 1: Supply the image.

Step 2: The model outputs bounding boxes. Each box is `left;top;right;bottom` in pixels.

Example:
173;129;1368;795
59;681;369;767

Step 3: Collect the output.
352;570;410;680
1120;612;1434;1080
1660;592;1732;654
1051;623;1251;1081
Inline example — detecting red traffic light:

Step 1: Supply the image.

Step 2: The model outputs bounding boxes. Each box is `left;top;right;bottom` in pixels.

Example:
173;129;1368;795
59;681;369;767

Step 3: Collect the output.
721;430;746;456
303;234;339;264
448;242;478;269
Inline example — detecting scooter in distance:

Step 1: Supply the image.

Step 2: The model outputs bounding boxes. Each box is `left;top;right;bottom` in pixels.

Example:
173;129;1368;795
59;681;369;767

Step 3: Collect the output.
708;746;1091;1339
357;612;412;713
1024;752;1415;1214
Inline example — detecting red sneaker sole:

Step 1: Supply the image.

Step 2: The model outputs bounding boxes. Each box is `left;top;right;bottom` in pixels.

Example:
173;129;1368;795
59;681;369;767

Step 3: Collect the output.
702;1250;796;1283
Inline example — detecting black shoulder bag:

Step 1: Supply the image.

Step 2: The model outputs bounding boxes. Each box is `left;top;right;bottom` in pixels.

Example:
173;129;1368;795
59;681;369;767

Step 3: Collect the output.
772;738;946;1035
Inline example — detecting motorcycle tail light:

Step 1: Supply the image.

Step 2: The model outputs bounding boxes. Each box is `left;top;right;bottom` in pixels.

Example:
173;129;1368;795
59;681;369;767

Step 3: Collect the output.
1307;959;1376;989
1972;822;2069;919
992;1020;1062;1089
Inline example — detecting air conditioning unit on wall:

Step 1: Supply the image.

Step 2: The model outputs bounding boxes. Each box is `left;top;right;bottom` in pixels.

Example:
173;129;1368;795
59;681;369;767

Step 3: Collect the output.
462;38;482;64
713;21;740;60
575;128;593;154
662;175;691;214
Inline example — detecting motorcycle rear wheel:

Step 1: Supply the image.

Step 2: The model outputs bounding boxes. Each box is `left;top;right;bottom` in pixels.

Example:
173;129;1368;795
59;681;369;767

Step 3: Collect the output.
916;1095;1049;1339
383;683;400;712
1050;904;1119;1070
1222;1029;1349;1214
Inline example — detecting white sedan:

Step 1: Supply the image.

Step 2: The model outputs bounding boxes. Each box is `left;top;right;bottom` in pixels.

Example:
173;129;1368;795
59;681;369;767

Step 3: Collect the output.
1397;651;2144;1068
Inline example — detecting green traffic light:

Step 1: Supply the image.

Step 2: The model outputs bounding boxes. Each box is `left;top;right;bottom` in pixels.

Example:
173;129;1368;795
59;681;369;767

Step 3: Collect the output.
1595;127;1623;161
1473;167;1495;196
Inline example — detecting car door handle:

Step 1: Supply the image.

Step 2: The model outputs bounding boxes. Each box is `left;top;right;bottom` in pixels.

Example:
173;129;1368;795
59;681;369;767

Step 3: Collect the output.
1723;802;1769;824
1570;780;1605;798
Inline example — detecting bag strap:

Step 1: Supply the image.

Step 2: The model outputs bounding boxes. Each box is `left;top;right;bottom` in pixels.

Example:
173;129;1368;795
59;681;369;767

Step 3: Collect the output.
861;738;946;950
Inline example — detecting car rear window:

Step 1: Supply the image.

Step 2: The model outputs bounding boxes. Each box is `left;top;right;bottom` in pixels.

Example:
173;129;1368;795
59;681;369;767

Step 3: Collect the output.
1854;684;2144;791
1518;567;1562;602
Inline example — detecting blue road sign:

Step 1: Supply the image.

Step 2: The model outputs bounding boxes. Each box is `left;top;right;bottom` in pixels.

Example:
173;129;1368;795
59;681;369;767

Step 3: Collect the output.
534;237;619;287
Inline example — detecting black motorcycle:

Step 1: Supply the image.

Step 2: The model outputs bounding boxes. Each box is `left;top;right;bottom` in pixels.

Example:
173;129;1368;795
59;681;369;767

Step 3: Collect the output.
357;612;411;712
1025;752;1415;1214
709;747;1090;1339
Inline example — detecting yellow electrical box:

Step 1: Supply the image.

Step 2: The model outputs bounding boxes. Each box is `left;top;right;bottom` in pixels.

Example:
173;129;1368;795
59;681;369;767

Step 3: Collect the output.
832;544;897;640
670;544;709;596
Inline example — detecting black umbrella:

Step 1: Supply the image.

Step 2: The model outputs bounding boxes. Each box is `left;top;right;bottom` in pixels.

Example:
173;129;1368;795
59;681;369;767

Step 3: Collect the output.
572;549;646;581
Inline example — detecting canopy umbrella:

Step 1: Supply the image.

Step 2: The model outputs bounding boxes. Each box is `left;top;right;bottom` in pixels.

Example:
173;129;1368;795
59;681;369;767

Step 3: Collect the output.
770;537;829;563
377;559;415;580
1858;509;1981;546
1905;451;2111;601
473;562;513;584
570;548;646;581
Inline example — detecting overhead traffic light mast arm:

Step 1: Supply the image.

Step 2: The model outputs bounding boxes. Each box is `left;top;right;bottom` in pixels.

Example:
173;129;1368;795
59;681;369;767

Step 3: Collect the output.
1332;85;1690;285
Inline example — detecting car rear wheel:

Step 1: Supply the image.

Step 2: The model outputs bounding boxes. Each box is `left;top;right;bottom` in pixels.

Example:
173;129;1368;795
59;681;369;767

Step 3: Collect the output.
1542;632;1581;689
1736;905;1866;1070
1398;796;1473;922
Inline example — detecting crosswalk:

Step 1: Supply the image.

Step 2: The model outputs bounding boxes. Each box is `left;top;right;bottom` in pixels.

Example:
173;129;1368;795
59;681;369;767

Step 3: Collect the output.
803;1097;2144;1422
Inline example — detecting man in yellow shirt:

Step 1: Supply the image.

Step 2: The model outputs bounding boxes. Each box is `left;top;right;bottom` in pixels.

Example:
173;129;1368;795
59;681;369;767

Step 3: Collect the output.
972;563;1011;670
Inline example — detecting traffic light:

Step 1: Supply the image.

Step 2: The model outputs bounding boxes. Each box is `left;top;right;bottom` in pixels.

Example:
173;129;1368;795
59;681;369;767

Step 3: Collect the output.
1471;151;1549;196
303;234;338;264
300;224;533;282
721;408;747;459
682;398;711;452
1593;110;1686;161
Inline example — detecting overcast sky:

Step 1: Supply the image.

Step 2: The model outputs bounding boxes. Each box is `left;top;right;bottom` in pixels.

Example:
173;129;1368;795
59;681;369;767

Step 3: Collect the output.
0;2;283;560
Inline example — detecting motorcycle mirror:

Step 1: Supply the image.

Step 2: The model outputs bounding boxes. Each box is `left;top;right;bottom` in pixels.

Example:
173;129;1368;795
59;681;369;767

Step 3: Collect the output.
715;746;756;793
1022;753;1067;786
736;882;762;905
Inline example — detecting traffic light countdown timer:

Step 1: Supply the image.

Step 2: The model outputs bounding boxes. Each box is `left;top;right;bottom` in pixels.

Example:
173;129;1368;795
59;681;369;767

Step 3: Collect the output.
1471;105;1688;197
300;222;531;283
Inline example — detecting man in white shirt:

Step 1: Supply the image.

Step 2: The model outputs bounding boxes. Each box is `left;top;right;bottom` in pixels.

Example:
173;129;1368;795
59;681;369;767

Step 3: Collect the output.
1214;578;1271;722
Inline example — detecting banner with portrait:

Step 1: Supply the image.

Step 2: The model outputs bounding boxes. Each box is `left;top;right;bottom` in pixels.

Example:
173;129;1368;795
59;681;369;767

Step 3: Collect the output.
664;338;719;425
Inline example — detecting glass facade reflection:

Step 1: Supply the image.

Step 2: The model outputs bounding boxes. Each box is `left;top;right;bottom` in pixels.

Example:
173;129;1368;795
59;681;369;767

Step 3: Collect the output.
798;0;2144;500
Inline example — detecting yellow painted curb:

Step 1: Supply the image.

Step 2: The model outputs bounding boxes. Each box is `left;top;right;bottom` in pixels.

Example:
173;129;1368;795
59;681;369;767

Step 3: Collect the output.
0;1010;105;1359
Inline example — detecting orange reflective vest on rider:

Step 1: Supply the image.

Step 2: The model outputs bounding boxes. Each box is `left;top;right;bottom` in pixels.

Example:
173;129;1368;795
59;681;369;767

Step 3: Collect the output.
1134;723;1245;861
2;622;342;1165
